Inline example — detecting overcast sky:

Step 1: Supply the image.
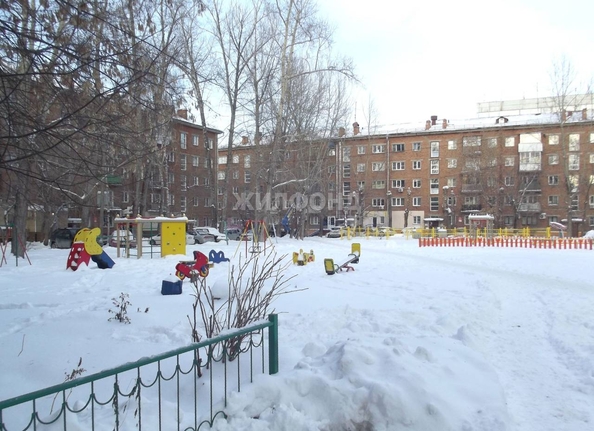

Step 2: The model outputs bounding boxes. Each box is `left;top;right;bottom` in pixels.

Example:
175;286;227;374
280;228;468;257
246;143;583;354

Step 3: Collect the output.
316;0;594;130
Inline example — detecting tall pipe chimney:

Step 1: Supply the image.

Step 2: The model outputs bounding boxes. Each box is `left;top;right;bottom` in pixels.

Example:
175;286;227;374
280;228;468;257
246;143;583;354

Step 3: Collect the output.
338;127;346;137
241;136;249;145
431;115;437;126
177;109;188;119
353;122;360;136
442;119;448;129
425;120;432;130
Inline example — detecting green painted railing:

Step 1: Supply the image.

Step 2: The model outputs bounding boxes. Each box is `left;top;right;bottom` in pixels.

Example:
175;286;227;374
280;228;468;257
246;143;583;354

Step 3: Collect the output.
0;314;279;431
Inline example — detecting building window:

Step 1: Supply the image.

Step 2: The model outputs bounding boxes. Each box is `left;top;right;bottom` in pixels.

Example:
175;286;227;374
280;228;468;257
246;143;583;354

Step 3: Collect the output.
412;197;421;206
487;137;497;148
504;157;515;167
549;135;559;145
413;142;421;151
168;172;174;184
430;178;439;195
392;179;405;188
462;136;481;147
392;197;404;206
217;171;225;180
371;198;385;207
548;175;559;185
504;176;514;186
192;156;199;167
372;162;385;171
447;158;457;168
590;195;594;208
569;154;580;170
180;132;187;149
218;187;224;196
372;180;386;189
343;146;351;162
590;133;594;143
412;160;421;170
357;163;366;173
204;177;209;186
372;144;385;154
447;140;457;150
328;165;336;174
122;191;129;203
232;170;239;179
192;135;199;146
180;196;187;212
244;155;251;168
218;156;227;165
392;161;405;170
430;197;439;211
430;141;439;157
328;148;336;156
167;151;175;163
180;175;187;191
505;136;515;147
413;179;421;188
446;178;456;188
310;215;320;225
357;145;366;155
392;143;404;152
343;164;351;178
343;182;351;196
413;215;421;225
193;176;199;186
357;181;365;190
430;159;439;174
590;154;594;164
193;196;199;207
569;133;580;151
244;171;251;183
180;155;187;171
548;195;559;206
232;154;239;163
549;154;559;165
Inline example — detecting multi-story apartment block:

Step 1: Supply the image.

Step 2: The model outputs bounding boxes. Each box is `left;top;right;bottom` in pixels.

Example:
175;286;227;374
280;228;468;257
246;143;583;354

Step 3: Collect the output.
218;109;594;237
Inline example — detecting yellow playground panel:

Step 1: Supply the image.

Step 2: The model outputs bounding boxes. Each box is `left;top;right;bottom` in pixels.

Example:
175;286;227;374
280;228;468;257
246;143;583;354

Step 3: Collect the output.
114;216;188;258
292;249;315;265
161;221;187;256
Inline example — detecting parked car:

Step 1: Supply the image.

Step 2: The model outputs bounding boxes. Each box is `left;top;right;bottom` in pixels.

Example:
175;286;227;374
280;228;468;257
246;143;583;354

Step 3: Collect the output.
196;226;225;242
193;228;215;244
50;228;79;249
326;227;343;238
225;228;253;241
109;230;137;248
149;232;195;246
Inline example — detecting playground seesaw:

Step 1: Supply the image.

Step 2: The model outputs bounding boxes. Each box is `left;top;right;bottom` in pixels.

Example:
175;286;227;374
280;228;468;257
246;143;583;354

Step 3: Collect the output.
323;243;360;275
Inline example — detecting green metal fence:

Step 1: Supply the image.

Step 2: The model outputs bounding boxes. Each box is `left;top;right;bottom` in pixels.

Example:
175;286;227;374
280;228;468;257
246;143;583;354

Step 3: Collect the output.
0;314;279;431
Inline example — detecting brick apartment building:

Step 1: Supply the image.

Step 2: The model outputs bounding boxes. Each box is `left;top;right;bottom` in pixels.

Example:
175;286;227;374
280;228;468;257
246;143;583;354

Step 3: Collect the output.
218;109;594;236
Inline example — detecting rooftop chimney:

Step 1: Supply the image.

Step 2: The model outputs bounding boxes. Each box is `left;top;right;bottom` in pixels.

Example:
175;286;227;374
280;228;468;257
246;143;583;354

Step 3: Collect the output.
442;119;448;129
338;127;346;137
431;115;437;126
177;109;188;119
425;120;432;130
241;136;249;145
582;108;588;120
353;122;360;136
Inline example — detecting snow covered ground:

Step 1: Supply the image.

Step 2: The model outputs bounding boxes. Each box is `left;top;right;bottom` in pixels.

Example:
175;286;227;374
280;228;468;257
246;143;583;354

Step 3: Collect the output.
1;235;593;430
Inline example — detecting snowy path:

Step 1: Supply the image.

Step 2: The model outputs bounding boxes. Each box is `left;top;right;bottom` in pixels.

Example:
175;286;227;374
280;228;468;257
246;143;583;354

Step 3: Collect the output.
331;240;594;431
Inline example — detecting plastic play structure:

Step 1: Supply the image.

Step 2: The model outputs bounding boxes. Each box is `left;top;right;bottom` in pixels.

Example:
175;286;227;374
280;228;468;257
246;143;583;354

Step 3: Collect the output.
209;249;230;264
66;228;114;271
324;243;361;275
175;250;210;280
292;249;315;266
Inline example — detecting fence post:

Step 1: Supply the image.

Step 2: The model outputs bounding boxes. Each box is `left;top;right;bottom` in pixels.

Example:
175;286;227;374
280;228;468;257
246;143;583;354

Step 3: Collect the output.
268;314;279;375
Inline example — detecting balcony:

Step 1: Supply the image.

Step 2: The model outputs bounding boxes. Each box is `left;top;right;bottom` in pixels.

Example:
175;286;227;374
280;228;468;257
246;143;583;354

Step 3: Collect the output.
517;203;541;213
461;184;483;194
461;204;482;212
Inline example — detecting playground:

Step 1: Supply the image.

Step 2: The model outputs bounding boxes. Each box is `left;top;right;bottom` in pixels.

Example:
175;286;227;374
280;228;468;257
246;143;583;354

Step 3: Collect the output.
1;233;594;430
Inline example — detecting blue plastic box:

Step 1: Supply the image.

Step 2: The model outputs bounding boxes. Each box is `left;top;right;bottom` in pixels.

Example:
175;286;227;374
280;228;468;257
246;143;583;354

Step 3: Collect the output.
161;279;183;295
